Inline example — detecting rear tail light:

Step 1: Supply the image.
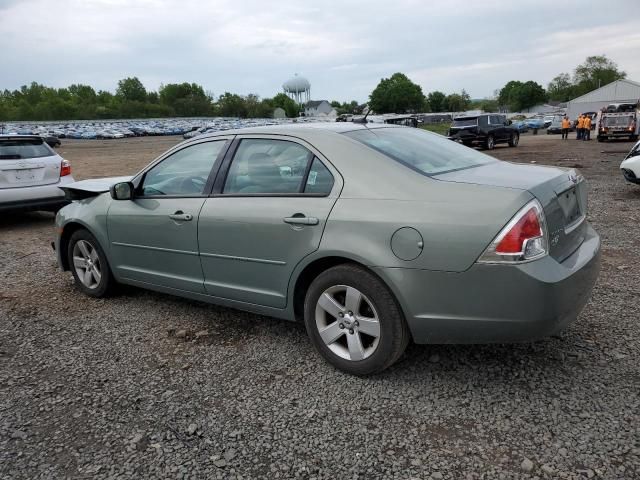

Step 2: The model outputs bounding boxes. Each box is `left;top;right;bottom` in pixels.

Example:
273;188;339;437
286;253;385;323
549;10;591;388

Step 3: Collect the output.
478;199;548;264
60;159;71;177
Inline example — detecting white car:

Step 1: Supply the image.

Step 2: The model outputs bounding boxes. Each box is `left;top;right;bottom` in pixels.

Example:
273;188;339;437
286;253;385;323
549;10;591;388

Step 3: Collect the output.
621;140;640;185
0;135;75;212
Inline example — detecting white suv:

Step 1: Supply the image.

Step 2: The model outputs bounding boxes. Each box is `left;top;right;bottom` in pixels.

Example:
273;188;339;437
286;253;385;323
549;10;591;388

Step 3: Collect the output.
0;135;74;212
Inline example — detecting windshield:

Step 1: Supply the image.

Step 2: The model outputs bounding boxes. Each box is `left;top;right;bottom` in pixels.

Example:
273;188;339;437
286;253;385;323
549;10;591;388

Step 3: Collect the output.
0;138;53;160
452;118;477;127
603;115;634;127
344;127;496;176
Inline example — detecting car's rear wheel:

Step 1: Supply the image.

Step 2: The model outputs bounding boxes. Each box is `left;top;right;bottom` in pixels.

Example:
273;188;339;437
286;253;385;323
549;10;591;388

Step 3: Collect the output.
509;133;519;147
303;264;409;375
485;135;495;150
67;229;114;297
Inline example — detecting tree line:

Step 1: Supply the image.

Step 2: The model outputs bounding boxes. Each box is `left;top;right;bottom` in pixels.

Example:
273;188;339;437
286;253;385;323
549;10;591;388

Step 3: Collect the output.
368;55;626;114
0;77;313;121
0;55;627;121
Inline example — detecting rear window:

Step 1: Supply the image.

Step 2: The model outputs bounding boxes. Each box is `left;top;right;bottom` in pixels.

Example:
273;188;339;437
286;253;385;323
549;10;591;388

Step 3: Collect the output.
0;138;53;160
344;127;496;176
452;118;478;127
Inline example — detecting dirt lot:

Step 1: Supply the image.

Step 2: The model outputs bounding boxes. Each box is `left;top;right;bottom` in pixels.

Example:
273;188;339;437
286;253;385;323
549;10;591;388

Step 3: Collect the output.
1;133;639;479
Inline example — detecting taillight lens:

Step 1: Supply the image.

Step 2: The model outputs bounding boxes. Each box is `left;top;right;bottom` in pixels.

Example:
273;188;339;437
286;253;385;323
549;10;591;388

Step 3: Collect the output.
478;199;548;263
60;159;71;177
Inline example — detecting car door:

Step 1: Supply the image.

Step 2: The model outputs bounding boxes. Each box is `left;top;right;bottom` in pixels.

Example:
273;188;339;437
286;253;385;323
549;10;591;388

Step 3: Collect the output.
489;115;505;141
107;138;230;292
198;136;342;308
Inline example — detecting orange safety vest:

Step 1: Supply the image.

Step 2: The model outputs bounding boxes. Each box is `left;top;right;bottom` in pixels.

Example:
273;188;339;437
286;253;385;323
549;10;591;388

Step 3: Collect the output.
577;116;585;129
561;118;570;129
584;117;592;129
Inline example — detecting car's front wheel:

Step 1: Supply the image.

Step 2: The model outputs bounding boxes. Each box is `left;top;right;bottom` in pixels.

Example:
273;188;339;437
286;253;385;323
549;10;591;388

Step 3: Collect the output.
67;229;114;297
509;133;519;147
304;264;409;375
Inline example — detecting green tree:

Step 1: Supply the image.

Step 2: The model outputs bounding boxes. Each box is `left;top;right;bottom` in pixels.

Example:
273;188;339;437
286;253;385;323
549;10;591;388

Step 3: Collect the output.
573;55;626;96
444;90;471;112
159;82;212;116
547;73;574;102
271;93;299;118
498;80;547;111
116;77;147;103
427;91;446;112
369;73;426;114
217;92;247;117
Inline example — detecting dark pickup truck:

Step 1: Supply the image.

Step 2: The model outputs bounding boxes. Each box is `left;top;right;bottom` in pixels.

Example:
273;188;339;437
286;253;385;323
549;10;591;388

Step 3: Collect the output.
448;114;519;149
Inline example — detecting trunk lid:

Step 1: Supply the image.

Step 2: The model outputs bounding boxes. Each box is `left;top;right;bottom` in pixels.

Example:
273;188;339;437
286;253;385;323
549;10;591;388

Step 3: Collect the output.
435;161;588;262
0;137;62;189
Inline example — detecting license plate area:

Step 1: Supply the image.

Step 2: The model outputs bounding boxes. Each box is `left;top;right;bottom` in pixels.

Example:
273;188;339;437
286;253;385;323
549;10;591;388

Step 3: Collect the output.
557;186;582;226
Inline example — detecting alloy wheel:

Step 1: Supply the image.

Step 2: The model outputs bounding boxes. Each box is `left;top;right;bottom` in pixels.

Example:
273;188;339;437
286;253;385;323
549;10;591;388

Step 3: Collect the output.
72;240;102;289
315;285;381;361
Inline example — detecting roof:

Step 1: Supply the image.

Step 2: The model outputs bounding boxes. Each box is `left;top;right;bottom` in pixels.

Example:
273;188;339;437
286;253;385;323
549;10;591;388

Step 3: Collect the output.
195;122;398;140
305;100;330;108
568;79;640;104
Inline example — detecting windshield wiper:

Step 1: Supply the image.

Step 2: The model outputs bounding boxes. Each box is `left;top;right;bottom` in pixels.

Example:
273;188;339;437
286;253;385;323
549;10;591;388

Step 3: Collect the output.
0;155;21;160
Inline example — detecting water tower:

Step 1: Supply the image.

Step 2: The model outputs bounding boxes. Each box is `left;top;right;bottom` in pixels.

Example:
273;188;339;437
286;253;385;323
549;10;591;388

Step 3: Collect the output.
283;74;311;104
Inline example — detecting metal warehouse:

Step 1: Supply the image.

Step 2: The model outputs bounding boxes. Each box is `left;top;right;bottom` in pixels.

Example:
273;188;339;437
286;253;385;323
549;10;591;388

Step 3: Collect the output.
566;79;640;119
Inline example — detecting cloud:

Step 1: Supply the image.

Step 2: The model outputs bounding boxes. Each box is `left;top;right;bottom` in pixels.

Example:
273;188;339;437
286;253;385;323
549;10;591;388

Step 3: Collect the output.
0;0;639;102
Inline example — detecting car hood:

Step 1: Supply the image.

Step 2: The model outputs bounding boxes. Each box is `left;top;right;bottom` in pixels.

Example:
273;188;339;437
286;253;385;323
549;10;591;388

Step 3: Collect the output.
61;176;132;193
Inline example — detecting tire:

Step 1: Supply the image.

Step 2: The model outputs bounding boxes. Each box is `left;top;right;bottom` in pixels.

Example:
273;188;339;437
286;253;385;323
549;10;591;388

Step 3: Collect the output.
303;264;410;375
67;229;115;298
508;133;519;147
485;135;495;150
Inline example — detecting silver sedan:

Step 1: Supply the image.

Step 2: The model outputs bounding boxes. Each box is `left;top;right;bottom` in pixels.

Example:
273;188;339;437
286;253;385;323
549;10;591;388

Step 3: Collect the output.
54;124;600;375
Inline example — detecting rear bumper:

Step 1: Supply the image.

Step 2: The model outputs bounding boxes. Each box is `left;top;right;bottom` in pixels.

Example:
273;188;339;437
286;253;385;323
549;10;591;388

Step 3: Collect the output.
376;224;601;344
598;131;636;138
0;177;74;212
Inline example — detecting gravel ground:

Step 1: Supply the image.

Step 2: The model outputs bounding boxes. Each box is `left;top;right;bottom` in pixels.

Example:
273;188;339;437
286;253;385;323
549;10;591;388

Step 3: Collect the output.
1;133;639;479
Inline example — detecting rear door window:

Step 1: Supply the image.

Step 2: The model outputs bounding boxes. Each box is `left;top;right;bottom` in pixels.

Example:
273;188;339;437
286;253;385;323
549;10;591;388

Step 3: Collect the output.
223;139;313;194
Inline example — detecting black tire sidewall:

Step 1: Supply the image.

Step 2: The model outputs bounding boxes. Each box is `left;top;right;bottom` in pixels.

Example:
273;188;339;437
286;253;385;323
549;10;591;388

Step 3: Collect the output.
67;229;113;297
486;135;495;149
303;264;407;375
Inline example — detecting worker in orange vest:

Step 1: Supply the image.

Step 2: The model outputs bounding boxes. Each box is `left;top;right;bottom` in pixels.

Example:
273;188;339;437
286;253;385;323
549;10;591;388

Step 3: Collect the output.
576;114;585;140
583;115;592;141
561;115;571;140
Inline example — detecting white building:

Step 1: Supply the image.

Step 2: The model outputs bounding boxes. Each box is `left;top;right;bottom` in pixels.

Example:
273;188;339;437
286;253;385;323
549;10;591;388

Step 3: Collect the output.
304;100;337;118
566;79;640;119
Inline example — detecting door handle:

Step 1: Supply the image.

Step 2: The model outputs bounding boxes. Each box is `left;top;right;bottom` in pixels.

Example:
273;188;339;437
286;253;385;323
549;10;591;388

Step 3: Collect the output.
283;216;319;226
169;211;193;221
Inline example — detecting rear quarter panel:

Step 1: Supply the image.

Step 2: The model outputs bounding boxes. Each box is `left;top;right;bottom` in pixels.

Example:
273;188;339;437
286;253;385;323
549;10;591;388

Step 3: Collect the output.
319;181;533;272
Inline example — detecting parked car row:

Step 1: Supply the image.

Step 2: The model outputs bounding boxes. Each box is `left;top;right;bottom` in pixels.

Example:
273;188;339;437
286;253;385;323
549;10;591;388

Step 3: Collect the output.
1;117;331;142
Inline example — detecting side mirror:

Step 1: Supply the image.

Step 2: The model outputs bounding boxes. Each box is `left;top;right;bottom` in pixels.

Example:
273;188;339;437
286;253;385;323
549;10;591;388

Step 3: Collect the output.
505;119;512;126
110;181;134;200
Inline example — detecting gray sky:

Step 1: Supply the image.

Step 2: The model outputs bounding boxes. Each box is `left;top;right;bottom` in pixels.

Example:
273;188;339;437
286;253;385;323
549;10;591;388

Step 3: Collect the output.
1;0;639;102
